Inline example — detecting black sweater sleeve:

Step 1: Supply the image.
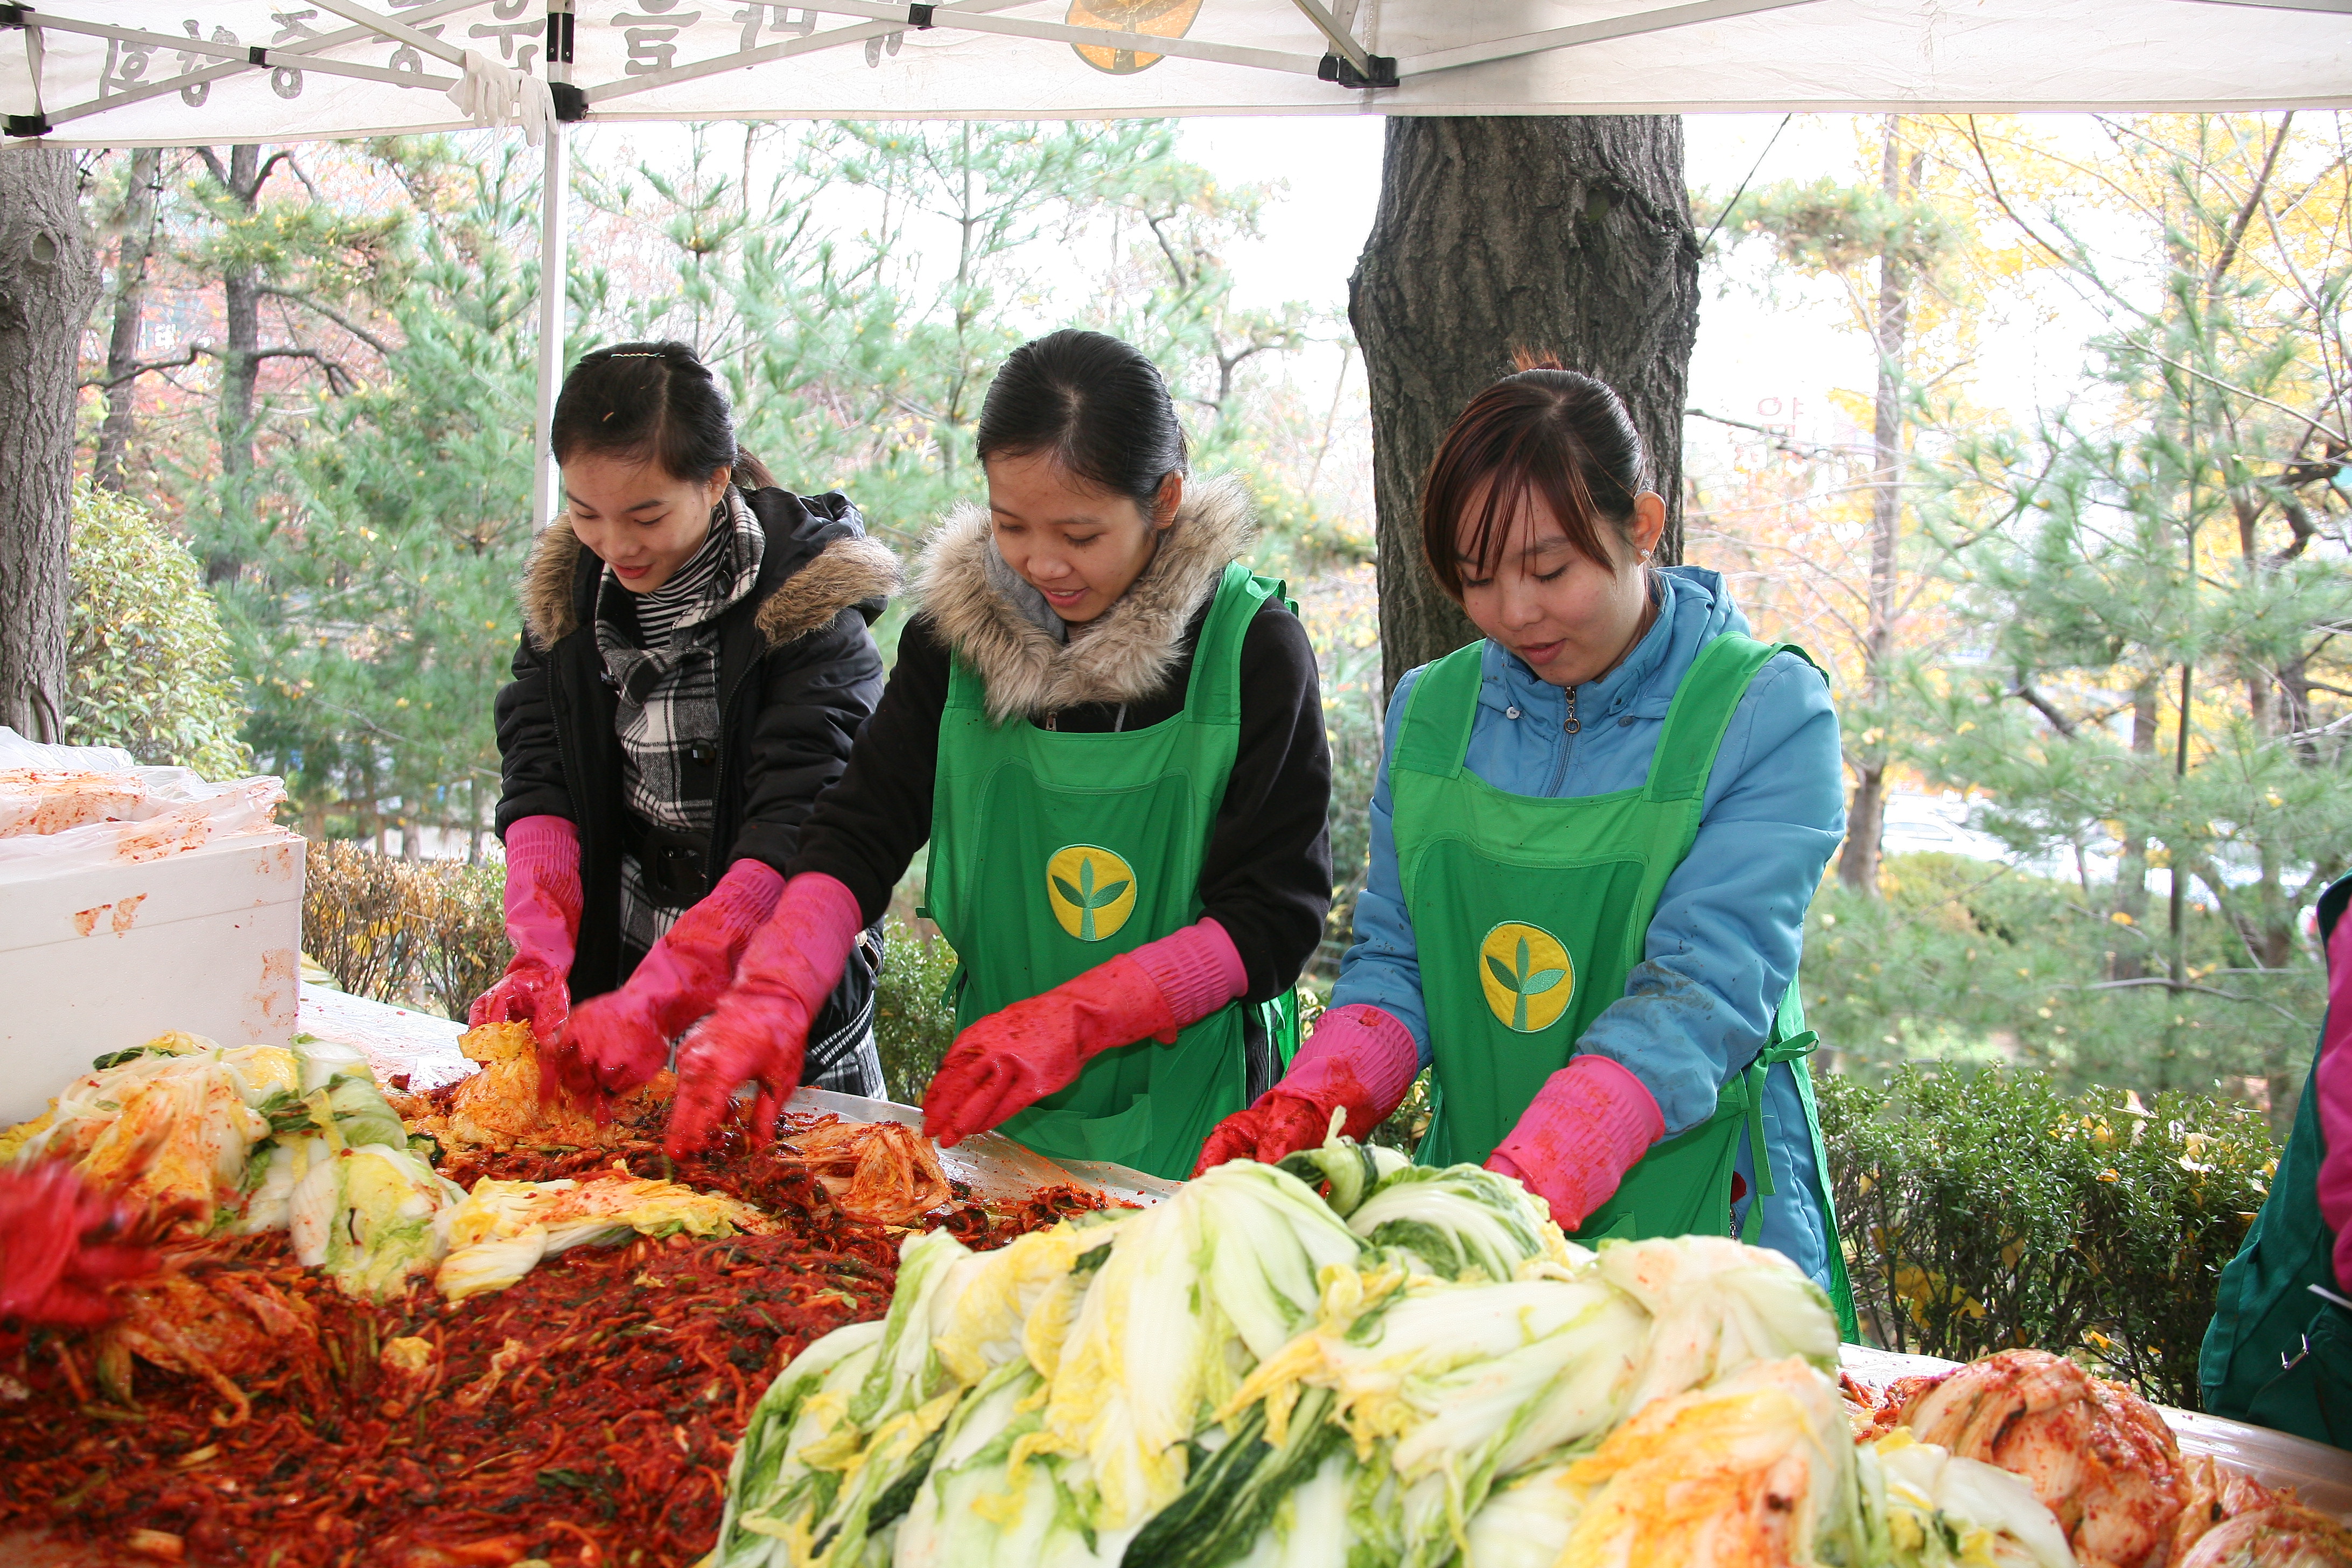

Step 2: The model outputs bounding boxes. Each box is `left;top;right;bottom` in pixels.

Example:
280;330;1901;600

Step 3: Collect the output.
1207;604;1332;1003
728;610;889;874
789;602;1332;1004
788;616;952;922
493;632;575;837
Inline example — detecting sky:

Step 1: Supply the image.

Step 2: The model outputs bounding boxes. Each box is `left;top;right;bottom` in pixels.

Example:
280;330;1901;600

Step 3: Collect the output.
1168;113;2123;481
571;109;2153;548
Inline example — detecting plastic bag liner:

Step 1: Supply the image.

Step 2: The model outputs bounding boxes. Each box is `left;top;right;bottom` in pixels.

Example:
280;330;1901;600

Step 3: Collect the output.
0;726;292;880
1840;1344;2352;1516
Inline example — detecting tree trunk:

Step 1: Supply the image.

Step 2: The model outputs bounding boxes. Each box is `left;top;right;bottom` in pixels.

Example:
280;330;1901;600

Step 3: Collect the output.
204;146;267;586
1349;117;1700;696
1835;118;1917;897
94;148;163;494
2108;677;2160;982
0;145;101;744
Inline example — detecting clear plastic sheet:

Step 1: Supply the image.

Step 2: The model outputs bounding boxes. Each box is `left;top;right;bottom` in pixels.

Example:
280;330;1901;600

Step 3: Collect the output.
1840;1345;2352;1516
0;729;292;878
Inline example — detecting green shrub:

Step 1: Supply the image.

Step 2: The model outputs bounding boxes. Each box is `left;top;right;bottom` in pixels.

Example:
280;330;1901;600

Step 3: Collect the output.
301;841;511;1019
303;840;427;1004
65;483;252;779
874;916;961;1106
1820;1063;2275;1408
407;860;511;1023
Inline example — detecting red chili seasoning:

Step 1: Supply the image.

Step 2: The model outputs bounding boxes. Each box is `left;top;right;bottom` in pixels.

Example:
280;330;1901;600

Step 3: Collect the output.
2;1124;1102;1568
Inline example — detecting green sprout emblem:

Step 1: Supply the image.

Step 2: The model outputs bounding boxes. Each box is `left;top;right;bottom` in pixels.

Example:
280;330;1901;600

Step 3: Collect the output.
1487;934;1566;1032
1053;854;1130;942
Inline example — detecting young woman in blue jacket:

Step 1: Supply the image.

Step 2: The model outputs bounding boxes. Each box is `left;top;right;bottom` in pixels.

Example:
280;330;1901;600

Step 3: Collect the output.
1199;363;1854;1324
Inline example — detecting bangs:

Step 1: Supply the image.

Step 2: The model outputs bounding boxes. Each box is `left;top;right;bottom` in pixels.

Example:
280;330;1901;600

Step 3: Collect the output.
1423;387;1622;598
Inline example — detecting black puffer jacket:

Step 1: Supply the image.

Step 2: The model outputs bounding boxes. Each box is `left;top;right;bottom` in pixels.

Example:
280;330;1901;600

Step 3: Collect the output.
494;486;901;1010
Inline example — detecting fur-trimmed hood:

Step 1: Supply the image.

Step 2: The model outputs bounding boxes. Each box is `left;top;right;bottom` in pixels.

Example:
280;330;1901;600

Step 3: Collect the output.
912;473;1256;722
520;496;901;654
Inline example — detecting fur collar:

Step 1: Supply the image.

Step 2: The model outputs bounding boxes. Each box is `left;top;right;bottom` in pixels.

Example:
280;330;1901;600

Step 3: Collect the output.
520;516;900;654
913;473;1255;722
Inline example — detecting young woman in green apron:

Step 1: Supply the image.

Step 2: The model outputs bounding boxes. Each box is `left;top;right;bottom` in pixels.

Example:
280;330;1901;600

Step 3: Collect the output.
2197;871;2352;1447
661;330;1332;1181
1200;363;1856;1327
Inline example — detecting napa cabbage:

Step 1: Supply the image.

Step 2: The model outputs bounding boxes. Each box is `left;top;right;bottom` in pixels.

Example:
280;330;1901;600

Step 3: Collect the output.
1871;1429;2076;1568
1344;1165;1573;1283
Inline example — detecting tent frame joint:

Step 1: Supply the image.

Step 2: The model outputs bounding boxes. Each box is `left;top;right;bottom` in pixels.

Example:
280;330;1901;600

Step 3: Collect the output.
0;6;26;29
550;80;587;118
4;111;46;135
1317;50;1395;87
907;3;935;26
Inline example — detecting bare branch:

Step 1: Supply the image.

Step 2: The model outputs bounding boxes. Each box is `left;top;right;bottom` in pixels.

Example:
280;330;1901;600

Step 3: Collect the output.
2070;976;2313;1032
80;345;205;391
252;149;300;197
254;283;396;358
2206;113;2293;294
253;345;362;396
2134;345;2350;449
2010;681;2081;737
1686;406;1861;464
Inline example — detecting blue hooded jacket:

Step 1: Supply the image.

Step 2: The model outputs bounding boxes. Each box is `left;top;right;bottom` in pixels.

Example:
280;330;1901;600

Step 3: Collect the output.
1334;565;1846;1286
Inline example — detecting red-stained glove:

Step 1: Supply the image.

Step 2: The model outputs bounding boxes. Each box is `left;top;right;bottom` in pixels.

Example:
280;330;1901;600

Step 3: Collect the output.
923;919;1247;1149
470;814;582;1046
2314;898;2352;1291
1486;1055;1665;1232
557;858;786;1100
1193;1003;1420;1174
667;872;867;1157
0;1164;157;1327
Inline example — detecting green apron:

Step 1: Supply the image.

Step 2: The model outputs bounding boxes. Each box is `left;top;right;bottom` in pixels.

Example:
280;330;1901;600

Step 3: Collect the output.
1391;633;1859;1339
2198;874;2352;1447
923;562;1296;1181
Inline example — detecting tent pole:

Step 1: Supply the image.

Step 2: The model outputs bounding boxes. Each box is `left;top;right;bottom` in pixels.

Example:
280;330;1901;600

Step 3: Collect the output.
531;120;569;533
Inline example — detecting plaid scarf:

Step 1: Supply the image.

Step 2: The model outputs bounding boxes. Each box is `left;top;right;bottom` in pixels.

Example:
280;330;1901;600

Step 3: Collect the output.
596;491;765;953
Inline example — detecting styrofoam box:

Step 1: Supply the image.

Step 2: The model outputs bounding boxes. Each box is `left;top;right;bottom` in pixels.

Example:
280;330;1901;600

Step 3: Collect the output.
0;831;305;1125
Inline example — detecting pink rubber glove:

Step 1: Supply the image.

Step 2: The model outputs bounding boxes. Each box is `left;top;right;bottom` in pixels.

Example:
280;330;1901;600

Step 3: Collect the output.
469;815;582;1046
923;918;1247;1149
1194;1003;1420;1175
2315;902;2352;1290
557;858;786;1100
667;872;866;1157
1487;1055;1665;1231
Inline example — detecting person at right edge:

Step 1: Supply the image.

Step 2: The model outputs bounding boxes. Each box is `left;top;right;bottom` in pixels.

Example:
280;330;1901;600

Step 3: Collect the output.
1197;359;1858;1335
2199;871;2352;1448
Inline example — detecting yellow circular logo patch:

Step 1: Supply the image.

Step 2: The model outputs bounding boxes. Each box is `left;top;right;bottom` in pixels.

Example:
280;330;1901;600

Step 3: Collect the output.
1047;844;1138;943
1479;922;1574;1033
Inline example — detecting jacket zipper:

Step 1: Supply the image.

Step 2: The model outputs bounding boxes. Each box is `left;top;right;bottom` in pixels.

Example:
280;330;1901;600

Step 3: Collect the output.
1544;686;1580;794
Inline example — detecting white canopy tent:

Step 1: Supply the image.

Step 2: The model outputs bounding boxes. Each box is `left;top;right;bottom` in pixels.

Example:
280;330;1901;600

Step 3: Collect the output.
9;0;2347;519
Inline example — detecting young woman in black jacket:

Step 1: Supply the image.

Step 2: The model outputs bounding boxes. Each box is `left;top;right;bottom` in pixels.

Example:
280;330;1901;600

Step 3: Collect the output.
660;330;1334;1180
472;341;901;1097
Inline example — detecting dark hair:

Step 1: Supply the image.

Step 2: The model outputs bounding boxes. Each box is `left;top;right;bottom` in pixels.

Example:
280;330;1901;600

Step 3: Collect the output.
1419;354;1650;601
548;339;775;491
974;329;1187;513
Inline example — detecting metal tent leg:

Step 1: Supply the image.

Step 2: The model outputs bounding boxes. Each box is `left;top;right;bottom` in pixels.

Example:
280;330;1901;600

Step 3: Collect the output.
531;119;569;532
